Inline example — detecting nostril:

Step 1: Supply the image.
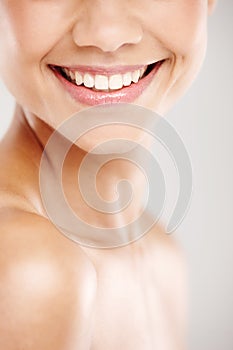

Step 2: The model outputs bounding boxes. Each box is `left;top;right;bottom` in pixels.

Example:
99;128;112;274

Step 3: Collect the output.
71;14;143;53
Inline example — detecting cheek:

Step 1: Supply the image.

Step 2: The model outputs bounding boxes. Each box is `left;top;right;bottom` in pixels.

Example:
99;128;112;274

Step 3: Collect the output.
141;0;208;56
0;1;74;112
0;1;73;64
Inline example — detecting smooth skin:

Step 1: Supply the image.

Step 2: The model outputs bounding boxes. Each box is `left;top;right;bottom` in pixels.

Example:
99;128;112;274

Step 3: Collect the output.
0;0;216;349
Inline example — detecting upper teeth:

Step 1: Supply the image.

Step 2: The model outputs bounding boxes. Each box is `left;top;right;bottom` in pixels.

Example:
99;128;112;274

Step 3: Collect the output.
62;67;147;91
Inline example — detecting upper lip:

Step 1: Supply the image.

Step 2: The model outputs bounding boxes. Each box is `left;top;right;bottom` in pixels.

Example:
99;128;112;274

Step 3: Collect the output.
50;60;164;76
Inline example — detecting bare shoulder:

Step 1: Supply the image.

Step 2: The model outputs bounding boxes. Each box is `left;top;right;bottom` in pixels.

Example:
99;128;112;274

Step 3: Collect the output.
0;208;97;350
151;222;187;272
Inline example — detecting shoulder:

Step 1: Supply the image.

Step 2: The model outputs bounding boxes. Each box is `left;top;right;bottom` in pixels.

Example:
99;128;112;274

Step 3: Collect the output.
146;222;187;271
0;208;97;349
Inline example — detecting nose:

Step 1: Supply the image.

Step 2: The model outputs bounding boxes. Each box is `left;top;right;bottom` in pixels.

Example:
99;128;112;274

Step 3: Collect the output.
72;1;143;53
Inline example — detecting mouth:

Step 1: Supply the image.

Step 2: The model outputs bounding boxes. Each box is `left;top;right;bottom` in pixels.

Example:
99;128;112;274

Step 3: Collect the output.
50;60;164;106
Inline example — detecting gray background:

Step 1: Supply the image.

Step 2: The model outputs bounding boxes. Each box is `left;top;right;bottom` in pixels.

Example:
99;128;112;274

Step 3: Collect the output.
0;1;232;349
167;1;233;349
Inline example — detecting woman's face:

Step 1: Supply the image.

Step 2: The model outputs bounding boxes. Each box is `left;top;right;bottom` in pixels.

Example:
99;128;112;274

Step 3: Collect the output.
0;0;213;128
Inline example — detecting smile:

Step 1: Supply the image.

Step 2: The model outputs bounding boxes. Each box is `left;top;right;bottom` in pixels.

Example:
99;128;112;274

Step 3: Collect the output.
50;60;164;106
56;66;148;91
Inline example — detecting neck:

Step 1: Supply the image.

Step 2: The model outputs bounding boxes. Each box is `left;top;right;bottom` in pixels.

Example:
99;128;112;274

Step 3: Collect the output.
14;106;152;245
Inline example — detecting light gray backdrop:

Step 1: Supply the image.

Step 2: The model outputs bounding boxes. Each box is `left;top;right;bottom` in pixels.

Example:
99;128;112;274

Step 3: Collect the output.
0;1;232;349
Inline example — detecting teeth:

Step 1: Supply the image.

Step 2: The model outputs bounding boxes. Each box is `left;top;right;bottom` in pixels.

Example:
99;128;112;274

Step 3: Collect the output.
132;70;140;83
69;70;75;81
140;67;147;78
123;72;132;87
109;74;123;90
64;66;148;91
75;71;83;85
95;75;108;90
64;68;69;77
84;73;94;88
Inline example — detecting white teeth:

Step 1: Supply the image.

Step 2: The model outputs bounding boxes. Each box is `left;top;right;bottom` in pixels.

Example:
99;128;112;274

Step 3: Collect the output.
109;74;123;90
132;70;140;83
140;67;147;78
123;72;132;87
69;70;75;81
75;71;83;85
65;65;149;90
95;75;108;90
63;68;69;77
84;73;94;88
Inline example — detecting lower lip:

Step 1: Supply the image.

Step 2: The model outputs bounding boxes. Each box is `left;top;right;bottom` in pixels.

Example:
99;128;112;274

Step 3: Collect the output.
52;62;163;106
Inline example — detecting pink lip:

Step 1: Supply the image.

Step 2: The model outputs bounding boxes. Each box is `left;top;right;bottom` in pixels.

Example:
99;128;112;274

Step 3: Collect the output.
51;62;164;106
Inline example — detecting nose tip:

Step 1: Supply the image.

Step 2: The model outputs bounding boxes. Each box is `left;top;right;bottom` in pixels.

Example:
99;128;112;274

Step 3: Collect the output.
72;8;143;53
73;24;143;53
